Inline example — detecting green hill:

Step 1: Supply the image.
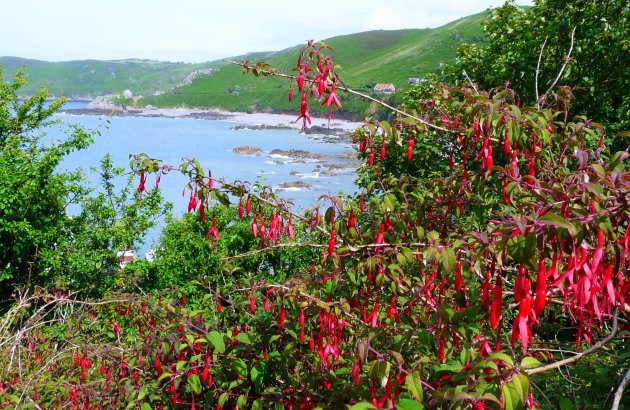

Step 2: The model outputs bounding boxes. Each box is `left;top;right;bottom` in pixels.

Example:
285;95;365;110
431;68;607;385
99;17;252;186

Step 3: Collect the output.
0;57;220;98
140;11;488;117
0;10;487;115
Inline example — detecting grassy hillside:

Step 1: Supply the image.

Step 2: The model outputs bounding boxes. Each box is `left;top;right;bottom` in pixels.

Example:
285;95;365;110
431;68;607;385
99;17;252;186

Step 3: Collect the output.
140;11;488;117
0;57;220;98
0;10;487;115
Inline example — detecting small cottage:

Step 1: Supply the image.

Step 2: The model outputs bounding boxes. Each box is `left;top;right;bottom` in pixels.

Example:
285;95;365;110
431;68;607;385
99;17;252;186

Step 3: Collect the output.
373;83;396;94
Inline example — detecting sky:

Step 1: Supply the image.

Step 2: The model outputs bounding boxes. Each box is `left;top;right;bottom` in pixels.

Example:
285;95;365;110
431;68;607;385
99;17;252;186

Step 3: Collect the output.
0;0;533;63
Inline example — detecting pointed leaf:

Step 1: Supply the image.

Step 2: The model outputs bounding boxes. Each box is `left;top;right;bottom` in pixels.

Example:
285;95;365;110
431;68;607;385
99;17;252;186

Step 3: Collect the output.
188;374;202;395
208;330;225;354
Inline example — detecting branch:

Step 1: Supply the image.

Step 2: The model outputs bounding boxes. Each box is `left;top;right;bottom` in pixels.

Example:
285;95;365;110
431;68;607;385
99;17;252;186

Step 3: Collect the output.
543;27;576;98
462;70;479;95
226;60;454;134
525;311;619;376
612;366;630;410
535;37;548;109
223;242;326;260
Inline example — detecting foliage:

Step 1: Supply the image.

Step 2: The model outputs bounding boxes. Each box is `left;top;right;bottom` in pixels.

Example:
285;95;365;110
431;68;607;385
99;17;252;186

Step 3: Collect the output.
0;67;93;297
444;0;629;145
0;68;170;300
41;155;171;296
1;41;629;410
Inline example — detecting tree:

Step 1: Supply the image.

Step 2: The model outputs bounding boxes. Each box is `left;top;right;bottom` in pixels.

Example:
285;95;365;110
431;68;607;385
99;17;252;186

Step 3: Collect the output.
0;68;93;297
0;68;170;300
445;0;629;147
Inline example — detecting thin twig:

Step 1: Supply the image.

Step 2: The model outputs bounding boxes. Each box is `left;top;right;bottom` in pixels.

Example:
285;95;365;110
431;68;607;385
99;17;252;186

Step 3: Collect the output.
525;311;619;376
462;70;479;95
543;27;576;98
535;37;548;109
612;366;630;410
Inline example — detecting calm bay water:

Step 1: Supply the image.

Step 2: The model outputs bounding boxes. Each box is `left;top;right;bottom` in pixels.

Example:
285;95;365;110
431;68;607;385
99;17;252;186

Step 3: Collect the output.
47;102;359;251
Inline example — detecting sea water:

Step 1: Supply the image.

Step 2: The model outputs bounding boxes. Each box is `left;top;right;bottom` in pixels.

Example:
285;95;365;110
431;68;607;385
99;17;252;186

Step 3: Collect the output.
46;102;359;251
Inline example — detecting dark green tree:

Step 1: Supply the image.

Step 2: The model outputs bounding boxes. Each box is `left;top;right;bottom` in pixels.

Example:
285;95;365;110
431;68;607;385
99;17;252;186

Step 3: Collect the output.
444;0;629;144
0;68;169;300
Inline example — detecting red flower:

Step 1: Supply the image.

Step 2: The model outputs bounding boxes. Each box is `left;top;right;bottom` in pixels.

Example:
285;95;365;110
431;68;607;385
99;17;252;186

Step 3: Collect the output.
297;68;305;91
154;352;163;377
296;92;311;131
322;82;342;109
287;213;294;239
205;217;220;241
407;135;415;160
328;230;336;255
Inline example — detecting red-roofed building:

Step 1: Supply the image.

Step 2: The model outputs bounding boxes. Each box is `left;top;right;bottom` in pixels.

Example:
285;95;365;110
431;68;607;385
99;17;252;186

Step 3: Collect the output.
373;83;396;94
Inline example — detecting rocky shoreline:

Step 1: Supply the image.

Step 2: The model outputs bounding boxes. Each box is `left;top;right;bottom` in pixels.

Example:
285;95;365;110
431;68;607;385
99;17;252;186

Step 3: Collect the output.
59;104;363;136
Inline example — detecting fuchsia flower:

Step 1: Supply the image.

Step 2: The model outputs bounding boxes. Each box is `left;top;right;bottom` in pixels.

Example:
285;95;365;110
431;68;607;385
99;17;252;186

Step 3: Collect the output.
205;216;220;241
322;82;341;109
287;213;294;239
296;92;311;131
297;68;305;91
407;135;415;160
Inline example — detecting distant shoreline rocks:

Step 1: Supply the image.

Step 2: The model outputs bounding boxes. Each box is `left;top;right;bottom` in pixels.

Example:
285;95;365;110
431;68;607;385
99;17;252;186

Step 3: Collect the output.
233;146;263;156
275;181;314;191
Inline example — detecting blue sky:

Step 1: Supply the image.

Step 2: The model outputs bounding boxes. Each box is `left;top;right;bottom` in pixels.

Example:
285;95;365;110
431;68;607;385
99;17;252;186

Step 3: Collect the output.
0;0;533;62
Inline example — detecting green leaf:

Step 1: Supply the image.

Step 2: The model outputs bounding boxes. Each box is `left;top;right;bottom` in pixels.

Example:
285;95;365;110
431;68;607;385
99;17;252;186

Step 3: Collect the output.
520;356;542;369
539;212;575;235
501;383;514;410
507;233;537;270
347;403;378;410
237;395;247;409
231;358;248;378
510;374;525;402
176;360;188;373
137;387;148;400
188;374;202;395
405;371;423;402
383;193;397;212
208;330;225;354
235;332;252;344
141;403;152;410
370;360;391;388
397;399;424;410
488;352;514;367
558;397;576;410
441;247;456;274
219;392;230;407
211;190;231;206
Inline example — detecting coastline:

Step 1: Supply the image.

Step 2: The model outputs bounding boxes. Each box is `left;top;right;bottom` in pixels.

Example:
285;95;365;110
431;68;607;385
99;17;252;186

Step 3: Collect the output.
59;105;364;134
